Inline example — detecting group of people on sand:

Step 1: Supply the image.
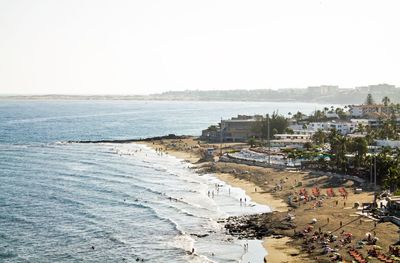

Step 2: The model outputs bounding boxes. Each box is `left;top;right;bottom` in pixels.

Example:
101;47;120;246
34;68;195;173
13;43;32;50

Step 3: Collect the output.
154;147;167;156
207;183;251;207
208;183;225;199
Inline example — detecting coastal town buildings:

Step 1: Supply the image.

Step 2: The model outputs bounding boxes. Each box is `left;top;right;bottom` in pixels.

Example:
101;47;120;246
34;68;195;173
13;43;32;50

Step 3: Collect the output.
201;101;399;148
355;83;397;93
307;85;339;95
350;104;392;118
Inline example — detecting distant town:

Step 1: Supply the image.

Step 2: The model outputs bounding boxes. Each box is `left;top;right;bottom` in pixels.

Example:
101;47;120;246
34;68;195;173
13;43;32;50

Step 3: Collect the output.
2;83;400;104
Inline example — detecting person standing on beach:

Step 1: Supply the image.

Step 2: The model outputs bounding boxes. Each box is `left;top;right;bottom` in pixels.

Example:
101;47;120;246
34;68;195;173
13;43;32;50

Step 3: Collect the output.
240;198;242;206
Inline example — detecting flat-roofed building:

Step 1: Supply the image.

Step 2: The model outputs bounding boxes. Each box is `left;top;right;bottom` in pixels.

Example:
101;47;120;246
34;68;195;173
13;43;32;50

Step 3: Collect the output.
350;104;391;117
271;133;312;149
220;116;259;142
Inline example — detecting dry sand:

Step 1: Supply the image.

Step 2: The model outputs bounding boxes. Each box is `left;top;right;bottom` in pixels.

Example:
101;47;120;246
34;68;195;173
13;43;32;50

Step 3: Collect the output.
215;172;288;212
263;237;305;263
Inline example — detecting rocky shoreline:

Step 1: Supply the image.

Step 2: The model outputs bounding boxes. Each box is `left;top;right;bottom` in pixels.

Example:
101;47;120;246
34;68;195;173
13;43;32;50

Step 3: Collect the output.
223;212;296;240
67;134;188;144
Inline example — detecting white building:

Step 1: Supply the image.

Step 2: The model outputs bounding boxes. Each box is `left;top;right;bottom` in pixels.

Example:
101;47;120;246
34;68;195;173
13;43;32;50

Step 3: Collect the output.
350;104;391;117
326;112;339;119
375;139;400;148
293;121;356;135
351;119;369;127
271;133;312;149
328;121;356;135
274;134;311;140
307;122;331;131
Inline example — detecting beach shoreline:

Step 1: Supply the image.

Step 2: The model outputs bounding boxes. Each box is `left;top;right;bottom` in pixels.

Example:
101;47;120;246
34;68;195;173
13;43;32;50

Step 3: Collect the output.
137;139;298;263
137;137;399;263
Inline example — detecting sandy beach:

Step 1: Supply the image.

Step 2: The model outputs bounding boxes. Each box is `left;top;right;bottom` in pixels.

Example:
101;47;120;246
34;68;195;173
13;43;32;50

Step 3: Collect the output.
139;138;298;262
139;137;400;263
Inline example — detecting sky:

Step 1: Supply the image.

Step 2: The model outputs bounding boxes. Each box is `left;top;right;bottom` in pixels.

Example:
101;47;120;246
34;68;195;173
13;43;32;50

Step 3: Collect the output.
1;0;400;95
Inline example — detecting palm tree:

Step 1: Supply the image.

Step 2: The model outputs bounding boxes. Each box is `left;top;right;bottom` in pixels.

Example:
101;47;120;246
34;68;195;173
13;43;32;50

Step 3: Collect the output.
382;96;390;106
293;111;304;122
356;123;365;133
303;142;313;150
365;93;374;105
383;167;400;192
336;136;348;173
312;129;326;145
328;130;347;173
349;137;368;169
248;137;256;148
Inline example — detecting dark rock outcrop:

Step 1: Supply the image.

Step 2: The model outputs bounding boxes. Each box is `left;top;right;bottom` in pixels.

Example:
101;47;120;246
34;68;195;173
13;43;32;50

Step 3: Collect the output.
223;212;296;240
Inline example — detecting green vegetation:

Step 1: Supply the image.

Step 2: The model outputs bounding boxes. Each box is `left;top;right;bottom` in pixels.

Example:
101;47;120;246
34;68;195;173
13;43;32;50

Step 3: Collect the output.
366;93;375;105
251;112;289;140
382;96;390;106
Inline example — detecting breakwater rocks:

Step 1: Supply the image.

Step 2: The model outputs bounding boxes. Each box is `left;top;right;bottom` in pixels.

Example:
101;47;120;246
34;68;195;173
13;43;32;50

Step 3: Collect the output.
67;134;190;144
223;212;296;240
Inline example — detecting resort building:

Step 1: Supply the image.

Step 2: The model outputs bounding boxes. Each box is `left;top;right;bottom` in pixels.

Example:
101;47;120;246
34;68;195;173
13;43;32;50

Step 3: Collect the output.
220;116;259;142
375;139;400;148
201;115;261;142
350;104;391;118
328;121;356;135
274;134;311;140
367;118;400;129
350;119;369;127
293;121;355;135
270;133;312;149
307;122;331;131
200;126;221;142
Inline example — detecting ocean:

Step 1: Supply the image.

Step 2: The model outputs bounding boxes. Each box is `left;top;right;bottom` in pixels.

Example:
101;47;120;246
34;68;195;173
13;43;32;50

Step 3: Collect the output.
0;100;331;262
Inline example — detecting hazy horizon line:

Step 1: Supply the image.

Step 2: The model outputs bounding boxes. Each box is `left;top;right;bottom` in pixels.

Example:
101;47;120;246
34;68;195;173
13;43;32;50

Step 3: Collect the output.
2;84;399;96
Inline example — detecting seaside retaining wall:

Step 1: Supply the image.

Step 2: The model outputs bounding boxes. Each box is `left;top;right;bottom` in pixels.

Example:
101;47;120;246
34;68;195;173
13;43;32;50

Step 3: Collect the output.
220;154;366;185
220;154;286;169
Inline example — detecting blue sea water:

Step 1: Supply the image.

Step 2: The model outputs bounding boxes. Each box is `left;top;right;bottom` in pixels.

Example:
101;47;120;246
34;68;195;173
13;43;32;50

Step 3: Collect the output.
0;100;330;262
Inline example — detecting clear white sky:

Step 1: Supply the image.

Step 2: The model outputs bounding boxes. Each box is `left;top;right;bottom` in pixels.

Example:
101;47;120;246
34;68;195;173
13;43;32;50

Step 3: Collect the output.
1;0;400;95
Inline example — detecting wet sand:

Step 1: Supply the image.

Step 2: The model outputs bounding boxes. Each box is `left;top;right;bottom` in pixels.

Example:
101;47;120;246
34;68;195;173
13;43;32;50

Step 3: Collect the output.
139;139;296;262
